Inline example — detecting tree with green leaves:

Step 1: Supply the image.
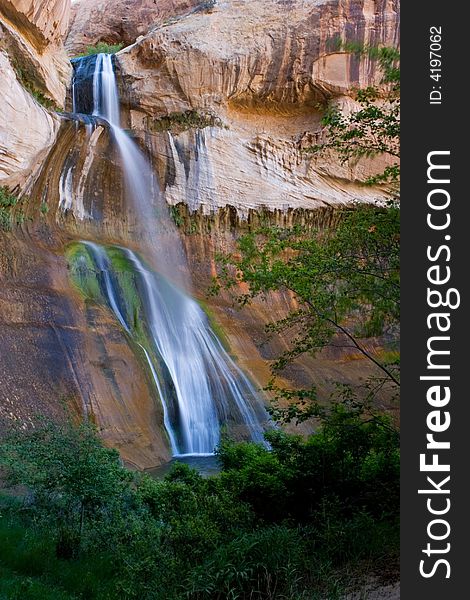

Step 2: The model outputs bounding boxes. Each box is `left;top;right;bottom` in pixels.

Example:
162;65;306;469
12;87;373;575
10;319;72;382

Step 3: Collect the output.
0;418;131;558
211;46;400;419
212;202;399;403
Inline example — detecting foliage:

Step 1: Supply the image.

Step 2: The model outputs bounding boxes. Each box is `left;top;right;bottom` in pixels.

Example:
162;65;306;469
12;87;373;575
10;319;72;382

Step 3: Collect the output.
211;202;400;395
29;88;59;111
169;204;185;227
0;186;26;231
12;62;59;111
0;403;399;599
0;514;115;599
75;42;124;57
0;418;132;558
217;402;399;524
151;110;225;134
307;45;400;187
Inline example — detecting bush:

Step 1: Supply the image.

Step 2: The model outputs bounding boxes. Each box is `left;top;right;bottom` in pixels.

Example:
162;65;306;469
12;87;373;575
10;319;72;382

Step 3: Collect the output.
0;403;399;598
75;42;124;57
0;186;24;231
200;0;217;11
0;418;133;558
187;525;308;599
217;403;399;524
151;110;225;133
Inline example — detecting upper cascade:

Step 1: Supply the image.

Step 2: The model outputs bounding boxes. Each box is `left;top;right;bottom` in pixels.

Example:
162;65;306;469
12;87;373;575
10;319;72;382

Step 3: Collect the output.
72;53;119;125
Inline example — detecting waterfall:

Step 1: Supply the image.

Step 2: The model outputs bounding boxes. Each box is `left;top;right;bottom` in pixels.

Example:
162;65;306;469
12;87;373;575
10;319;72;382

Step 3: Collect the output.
71;54;269;456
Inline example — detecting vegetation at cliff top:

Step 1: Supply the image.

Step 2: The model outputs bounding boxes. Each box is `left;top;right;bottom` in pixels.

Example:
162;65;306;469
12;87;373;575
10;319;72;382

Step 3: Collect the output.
0;399;398;599
74;42;124;58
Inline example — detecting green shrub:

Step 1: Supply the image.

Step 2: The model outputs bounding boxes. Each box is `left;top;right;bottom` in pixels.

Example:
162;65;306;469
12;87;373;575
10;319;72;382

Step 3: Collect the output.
199;0;217;11
151;110;225;133
0;186;23;231
0;402;399;599
217;403;399;525
75;42;124;57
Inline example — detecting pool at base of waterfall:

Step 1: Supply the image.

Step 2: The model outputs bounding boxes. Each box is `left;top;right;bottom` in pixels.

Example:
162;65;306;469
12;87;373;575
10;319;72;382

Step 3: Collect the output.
148;454;221;479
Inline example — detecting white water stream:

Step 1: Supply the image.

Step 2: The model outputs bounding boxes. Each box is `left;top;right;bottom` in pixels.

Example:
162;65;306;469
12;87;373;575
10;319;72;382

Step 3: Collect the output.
72;54;269;455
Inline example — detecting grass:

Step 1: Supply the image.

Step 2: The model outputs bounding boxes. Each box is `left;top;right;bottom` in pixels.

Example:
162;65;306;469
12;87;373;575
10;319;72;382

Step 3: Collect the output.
74;43;124;58
0;502;397;600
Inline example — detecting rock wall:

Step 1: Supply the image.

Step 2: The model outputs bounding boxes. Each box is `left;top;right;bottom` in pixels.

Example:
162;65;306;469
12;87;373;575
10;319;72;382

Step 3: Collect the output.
0;0;71;105
116;0;399;215
66;0;201;55
0;0;72;187
0;231;171;469
0;0;400;468
118;0;399;114
0;50;60;186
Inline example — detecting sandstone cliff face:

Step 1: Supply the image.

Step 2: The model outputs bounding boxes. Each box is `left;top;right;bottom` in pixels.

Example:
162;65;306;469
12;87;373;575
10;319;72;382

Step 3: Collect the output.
119;0;399;114
117;0;399;215
0;232;171;469
0;0;400;468
0;0;71;105
66;0;201;55
0;0;72;187
0;50;59;185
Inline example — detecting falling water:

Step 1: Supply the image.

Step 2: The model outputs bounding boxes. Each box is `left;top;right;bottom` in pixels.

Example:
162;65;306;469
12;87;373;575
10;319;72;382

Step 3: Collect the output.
71;54;269;455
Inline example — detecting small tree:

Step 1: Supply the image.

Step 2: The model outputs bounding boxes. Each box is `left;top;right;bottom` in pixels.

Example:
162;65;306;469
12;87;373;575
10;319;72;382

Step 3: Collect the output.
0;418;131;558
200;0;217;12
212;203;399;392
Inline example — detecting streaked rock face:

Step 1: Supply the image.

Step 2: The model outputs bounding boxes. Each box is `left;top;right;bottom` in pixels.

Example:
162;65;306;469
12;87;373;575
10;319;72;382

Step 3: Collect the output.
118;0;399;113
0;0;72;187
0;0;71;105
116;0;399;214
1;0;70;46
66;0;200;55
0;50;60;185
